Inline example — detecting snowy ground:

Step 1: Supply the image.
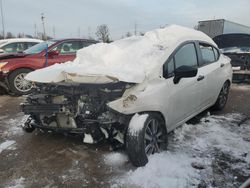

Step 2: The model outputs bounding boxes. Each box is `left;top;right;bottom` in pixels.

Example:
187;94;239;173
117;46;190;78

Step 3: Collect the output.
101;113;250;188
0;85;250;188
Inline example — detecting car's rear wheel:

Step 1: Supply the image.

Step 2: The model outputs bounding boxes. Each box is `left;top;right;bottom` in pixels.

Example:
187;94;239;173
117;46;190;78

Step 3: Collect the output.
8;68;33;95
212;81;230;110
126;113;168;167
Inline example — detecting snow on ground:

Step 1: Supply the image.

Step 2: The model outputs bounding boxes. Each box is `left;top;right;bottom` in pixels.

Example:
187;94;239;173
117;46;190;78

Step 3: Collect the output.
103;152;128;167
6;177;25;188
0;140;16;154
1;113;29;137
104;113;250;188
26;25;216;84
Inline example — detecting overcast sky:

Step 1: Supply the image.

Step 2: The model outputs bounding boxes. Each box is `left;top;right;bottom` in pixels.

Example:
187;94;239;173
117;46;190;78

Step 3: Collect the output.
2;0;250;40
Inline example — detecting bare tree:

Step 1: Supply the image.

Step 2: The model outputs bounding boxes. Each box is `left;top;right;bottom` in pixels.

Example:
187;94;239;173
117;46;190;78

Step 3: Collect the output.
125;32;132;37
6;32;15;38
17;33;24;38
96;24;110;43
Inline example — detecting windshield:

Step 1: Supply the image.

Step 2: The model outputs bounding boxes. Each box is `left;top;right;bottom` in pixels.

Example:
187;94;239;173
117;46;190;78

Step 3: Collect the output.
24;41;55;54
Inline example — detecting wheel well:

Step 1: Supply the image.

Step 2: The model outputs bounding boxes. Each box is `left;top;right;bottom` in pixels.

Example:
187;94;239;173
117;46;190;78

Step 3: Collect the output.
8;68;34;78
225;79;231;86
138;111;167;132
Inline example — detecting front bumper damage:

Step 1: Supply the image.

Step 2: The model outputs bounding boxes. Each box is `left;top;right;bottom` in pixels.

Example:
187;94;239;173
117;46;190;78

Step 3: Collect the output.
20;82;134;146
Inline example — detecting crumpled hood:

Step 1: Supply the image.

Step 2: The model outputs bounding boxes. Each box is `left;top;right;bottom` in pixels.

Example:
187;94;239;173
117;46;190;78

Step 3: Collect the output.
26;25;215;84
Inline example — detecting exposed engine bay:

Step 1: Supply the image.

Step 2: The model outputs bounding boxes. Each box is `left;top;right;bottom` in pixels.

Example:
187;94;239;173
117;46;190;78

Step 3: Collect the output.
21;82;135;147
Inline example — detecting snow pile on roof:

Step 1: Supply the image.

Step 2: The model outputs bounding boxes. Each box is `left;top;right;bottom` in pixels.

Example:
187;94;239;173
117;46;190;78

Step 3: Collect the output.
108;113;250;187
26;25;215;84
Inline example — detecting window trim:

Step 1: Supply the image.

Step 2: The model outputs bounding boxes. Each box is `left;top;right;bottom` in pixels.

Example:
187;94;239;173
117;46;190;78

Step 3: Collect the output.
196;41;221;67
163;41;199;79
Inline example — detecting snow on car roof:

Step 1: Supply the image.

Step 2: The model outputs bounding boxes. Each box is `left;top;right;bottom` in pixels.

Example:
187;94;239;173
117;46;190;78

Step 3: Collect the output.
0;38;43;44
26;25;216;84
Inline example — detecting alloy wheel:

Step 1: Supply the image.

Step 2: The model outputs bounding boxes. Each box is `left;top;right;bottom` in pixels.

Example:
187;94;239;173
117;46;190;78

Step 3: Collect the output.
14;73;32;92
144;118;165;155
218;82;229;107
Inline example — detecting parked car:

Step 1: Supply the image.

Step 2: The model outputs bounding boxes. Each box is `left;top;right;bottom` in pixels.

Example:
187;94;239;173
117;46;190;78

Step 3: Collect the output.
0;38;97;95
21;25;232;167
0;38;43;54
213;33;250;83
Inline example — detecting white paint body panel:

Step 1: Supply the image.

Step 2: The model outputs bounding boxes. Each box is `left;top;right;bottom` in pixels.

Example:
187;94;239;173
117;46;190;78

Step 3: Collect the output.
108;54;232;133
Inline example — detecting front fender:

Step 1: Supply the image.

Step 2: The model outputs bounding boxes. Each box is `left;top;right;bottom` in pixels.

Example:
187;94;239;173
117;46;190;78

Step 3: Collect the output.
107;78;168;124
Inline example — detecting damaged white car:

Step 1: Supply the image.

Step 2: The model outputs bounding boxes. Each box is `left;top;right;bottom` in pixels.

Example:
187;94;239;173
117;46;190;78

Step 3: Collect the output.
21;25;232;167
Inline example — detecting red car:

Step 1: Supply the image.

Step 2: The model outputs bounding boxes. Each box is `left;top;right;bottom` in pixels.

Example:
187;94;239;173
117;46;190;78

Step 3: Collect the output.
0;38;97;95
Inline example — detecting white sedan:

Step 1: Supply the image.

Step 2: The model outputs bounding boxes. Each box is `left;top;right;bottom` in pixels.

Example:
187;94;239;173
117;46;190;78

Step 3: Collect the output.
22;25;232;167
0;38;43;54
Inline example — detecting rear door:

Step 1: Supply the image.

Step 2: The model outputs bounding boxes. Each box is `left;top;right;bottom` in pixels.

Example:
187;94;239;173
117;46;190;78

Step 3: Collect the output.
197;42;223;106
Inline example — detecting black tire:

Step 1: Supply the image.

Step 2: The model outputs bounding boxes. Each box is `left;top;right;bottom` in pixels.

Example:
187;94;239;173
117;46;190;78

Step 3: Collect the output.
212;81;230;111
22;126;35;133
126;113;168;167
8;68;33;95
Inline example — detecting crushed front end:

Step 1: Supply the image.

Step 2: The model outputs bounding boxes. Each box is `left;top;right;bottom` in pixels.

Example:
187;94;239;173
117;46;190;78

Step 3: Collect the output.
21;82;134;146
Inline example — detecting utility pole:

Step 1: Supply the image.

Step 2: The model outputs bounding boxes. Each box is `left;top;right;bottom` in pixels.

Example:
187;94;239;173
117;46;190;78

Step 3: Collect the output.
34;23;37;38
53;26;55;38
0;0;5;39
134;22;137;36
41;13;47;40
88;27;91;39
78;26;81;37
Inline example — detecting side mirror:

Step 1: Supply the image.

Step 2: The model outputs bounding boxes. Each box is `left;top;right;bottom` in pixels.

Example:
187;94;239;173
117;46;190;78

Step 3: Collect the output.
173;65;198;84
0;49;4;53
48;50;59;57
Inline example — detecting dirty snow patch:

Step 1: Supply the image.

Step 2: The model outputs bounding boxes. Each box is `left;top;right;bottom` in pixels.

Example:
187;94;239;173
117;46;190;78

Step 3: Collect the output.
7;177;25;188
128;113;148;136
0;140;16;154
103;152;128;166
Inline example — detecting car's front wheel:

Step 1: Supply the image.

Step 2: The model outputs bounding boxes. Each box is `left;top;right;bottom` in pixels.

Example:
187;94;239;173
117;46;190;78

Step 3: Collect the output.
8;68;33;95
126;113;168;167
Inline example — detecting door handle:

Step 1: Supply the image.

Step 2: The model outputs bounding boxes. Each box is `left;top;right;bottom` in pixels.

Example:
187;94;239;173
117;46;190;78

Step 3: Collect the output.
220;63;225;67
197;75;205;81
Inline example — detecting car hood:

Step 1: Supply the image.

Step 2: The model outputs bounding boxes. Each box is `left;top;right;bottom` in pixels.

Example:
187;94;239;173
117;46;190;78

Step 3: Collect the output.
26;25;216;84
0;52;27;60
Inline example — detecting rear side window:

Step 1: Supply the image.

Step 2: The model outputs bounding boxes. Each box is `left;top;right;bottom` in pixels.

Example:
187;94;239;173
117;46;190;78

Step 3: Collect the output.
175;43;198;69
2;42;27;53
199;43;220;66
52;41;82;54
82;41;95;48
26;42;39;49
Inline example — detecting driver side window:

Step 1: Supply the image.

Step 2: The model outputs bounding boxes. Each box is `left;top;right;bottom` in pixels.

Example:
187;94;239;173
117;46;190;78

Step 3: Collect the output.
163;43;198;78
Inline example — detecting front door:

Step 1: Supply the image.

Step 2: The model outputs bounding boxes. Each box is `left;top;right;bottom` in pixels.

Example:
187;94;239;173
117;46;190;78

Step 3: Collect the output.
162;42;202;130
